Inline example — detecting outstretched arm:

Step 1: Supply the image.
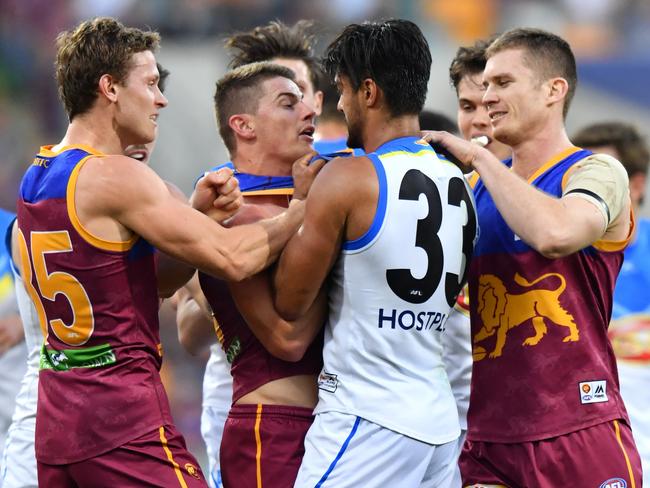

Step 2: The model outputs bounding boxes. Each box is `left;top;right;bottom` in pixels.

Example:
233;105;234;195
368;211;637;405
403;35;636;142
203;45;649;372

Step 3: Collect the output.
76;155;321;281
274;158;360;320
421;131;631;258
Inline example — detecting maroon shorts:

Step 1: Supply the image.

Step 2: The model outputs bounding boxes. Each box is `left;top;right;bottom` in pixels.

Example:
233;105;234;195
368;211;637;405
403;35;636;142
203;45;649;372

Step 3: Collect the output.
220;403;314;488
38;424;206;487
460;419;642;488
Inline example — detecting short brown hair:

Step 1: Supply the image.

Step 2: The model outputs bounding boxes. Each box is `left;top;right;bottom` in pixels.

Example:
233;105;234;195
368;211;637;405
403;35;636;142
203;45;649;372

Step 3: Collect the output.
573;122;649;177
487;28;577;118
214;62;296;154
225;20;321;91
55;17;160;120
449;38;492;93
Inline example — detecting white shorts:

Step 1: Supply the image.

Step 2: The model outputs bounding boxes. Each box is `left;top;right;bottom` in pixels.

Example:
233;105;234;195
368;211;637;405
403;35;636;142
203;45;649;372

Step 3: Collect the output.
449;429;466;488
0;418;37;488
294;411;457;488
201;405;228;488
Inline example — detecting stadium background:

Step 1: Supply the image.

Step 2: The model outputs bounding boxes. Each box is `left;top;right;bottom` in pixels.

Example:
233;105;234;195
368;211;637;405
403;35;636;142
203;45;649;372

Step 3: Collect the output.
1;0;649;470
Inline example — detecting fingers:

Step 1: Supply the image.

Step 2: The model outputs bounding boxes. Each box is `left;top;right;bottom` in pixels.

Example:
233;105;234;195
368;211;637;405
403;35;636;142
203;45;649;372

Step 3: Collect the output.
308;158;327;174
418;130;444;144
209;167;234;186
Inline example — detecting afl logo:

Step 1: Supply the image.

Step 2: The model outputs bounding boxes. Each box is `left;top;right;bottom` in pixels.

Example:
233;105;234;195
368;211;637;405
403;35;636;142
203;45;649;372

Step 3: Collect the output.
582;384;591;394
599;478;627;488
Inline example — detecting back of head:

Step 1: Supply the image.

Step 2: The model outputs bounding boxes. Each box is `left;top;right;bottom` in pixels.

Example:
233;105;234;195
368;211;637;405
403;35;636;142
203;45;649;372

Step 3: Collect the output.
225;20;322;91
573;122;650;177
55;17;160;121
214;62;296;154
486;27;577;118
323;19;432;117
419;110;458;133
319;80;345;124
449;37;492;93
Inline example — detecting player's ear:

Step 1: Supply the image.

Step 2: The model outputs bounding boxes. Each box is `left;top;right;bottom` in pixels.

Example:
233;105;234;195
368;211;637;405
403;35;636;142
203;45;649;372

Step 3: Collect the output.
229;114;255;141
313;90;324;117
547;77;568;108
99;74;118;103
361;78;378;108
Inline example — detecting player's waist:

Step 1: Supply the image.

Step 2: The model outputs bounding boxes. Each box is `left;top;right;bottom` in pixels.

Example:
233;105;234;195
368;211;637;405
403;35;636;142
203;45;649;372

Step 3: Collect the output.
39;342;161;371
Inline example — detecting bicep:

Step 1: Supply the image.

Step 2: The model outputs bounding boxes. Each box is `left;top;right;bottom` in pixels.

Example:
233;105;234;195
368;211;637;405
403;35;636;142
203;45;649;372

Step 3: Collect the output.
275;168;347;319
557;194;610;248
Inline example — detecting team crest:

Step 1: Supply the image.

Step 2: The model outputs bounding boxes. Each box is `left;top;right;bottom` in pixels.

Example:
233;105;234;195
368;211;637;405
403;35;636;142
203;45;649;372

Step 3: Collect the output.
473;272;578;360
185;463;201;479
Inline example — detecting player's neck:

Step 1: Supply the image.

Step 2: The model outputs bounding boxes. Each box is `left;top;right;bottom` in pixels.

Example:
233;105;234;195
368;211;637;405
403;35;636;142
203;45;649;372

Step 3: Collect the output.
510;125;573;180
55;115;124;155
362;114;420;154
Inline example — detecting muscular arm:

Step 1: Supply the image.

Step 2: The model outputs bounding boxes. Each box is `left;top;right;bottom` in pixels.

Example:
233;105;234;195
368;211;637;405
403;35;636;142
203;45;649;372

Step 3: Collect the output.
77;155;306;282
274;158;366;320
424;132;631;258
156;181;194;298
230;271;326;362
222;201;327;361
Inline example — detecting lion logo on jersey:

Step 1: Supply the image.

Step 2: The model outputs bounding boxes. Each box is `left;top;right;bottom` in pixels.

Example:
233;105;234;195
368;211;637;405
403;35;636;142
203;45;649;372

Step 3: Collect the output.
472;272;578;360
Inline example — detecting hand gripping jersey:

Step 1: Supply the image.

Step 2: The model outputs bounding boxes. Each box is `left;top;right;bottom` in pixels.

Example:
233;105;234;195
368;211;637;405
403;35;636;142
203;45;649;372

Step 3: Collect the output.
16;145;172;464
316;136;478;444
467;147;631;443
198;163;323;403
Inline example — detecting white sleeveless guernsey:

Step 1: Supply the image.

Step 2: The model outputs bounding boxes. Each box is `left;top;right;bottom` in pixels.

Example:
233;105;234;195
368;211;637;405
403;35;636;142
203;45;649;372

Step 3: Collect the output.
315;136;477;445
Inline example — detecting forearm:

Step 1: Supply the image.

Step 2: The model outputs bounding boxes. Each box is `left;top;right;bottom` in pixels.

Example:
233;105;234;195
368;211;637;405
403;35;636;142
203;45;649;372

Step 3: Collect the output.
176;297;215;355
473;156;600;257
232;272;325;361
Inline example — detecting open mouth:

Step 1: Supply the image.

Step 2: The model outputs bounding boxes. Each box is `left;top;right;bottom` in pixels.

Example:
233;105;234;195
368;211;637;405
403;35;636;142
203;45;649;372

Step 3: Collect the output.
125;149;149;162
299;126;315;140
489;111;507;122
471;135;490;147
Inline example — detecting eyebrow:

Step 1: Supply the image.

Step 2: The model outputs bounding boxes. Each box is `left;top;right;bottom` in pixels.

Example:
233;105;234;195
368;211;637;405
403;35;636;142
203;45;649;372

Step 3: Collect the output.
458;97;476;105
275;91;301;103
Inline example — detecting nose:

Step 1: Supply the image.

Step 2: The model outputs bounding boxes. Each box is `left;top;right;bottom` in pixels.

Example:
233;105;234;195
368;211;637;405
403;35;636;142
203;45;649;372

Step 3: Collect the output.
482;83;497;107
337;96;343;113
156;87;168;109
473;105;491;128
301;100;316;121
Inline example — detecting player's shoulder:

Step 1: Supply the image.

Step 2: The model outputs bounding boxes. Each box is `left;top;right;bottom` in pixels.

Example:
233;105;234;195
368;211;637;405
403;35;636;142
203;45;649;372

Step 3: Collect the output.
570;151;629;184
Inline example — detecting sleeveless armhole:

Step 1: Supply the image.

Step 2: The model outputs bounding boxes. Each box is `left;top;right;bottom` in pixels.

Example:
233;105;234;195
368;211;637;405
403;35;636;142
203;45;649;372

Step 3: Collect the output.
67;156;139;252
342;154;387;252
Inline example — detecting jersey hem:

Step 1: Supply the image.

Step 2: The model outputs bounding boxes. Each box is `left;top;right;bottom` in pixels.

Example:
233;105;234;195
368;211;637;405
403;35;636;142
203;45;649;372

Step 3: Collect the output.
315;406;460;446
466;410;627;443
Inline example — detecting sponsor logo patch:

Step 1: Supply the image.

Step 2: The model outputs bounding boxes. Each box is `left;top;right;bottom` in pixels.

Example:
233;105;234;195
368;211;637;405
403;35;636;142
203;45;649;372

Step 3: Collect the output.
579;380;608;404
318;371;338;393
599;478;627;488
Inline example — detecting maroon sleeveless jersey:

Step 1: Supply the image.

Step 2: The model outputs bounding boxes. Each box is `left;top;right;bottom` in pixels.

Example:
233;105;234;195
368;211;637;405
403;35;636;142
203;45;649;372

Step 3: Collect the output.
197;168;322;403
17;145;173;464
468;148;631;442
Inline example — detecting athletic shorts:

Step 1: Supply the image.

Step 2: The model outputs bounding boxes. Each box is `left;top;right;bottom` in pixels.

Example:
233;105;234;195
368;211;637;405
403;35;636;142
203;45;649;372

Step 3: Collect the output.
460;419;642;488
37;424;206;487
220;403;313;488
294;411;458;488
201;405;228;488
